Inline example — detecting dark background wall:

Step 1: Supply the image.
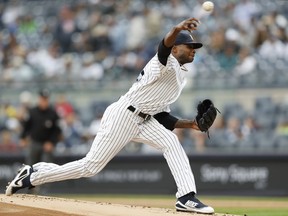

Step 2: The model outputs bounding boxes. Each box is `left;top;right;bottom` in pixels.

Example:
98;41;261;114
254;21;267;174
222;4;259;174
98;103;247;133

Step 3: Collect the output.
1;154;287;196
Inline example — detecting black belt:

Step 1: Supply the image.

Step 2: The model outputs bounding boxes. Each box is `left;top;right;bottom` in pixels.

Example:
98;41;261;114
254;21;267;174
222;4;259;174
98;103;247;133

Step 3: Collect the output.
127;105;151;120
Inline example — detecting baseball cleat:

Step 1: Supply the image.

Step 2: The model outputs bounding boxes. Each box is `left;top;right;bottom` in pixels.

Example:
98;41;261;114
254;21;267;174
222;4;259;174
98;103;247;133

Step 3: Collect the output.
5;164;34;196
176;193;214;214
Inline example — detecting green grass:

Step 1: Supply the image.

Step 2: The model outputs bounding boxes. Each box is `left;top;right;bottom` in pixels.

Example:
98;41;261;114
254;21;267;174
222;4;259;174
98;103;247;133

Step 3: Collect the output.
55;194;288;216
208;196;288;216
216;207;288;216
208;195;288;201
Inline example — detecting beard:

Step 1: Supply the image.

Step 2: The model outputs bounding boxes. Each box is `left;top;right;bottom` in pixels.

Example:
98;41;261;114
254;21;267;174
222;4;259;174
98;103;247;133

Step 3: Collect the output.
178;54;194;65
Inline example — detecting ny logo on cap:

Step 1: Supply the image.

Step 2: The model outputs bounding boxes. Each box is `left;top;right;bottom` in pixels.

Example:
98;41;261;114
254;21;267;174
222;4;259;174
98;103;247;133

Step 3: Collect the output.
189;34;194;41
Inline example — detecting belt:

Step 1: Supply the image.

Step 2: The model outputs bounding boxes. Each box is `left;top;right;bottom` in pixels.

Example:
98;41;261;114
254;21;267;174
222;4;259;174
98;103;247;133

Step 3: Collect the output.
127;105;151;120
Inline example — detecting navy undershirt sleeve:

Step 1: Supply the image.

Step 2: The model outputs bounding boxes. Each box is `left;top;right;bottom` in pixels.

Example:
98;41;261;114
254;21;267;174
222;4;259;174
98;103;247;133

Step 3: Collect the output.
154;112;178;131
157;39;172;66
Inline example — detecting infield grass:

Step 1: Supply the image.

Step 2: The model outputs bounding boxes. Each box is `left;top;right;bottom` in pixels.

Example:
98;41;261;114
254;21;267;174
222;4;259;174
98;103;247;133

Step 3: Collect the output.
57;194;288;216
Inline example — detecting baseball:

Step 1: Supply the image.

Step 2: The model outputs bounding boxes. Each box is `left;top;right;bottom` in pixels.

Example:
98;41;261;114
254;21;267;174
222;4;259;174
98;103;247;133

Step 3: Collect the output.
202;1;214;12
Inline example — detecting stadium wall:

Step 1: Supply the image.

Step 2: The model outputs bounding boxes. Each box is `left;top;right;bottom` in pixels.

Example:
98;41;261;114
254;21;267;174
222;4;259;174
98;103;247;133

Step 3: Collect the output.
1;154;287;196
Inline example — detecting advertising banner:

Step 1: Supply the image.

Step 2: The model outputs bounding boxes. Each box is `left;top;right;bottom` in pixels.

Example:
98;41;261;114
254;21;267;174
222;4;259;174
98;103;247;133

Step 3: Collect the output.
0;154;287;195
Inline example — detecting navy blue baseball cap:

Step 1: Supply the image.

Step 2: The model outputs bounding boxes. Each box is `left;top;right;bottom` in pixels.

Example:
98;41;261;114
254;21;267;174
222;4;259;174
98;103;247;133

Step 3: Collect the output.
174;32;203;49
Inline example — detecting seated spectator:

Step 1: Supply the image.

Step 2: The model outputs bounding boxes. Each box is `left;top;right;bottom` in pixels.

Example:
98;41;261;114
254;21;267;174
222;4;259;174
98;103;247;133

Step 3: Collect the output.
224;116;243;146
258;34;285;60
59;112;86;149
241;115;258;139
17;90;33;123
80;53;104;81
54;6;80;53
217;42;238;72
10;56;34;83
234;47;257;76
55;94;75;119
189;130;206;153
0;129;19;153
26;42;64;80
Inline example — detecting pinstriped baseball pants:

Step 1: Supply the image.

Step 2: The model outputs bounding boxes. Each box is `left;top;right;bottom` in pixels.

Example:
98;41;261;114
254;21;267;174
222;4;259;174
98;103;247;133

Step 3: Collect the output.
30;96;196;198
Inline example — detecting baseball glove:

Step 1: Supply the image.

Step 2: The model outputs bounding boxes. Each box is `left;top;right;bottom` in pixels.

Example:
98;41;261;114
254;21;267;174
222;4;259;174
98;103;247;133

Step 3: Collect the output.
195;99;220;137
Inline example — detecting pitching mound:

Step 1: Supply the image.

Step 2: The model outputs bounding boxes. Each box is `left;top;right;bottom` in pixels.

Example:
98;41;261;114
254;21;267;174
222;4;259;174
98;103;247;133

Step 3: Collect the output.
0;194;237;216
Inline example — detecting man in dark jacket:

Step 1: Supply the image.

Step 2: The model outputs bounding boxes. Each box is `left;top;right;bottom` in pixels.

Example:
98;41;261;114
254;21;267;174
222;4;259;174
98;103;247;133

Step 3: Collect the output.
20;89;62;166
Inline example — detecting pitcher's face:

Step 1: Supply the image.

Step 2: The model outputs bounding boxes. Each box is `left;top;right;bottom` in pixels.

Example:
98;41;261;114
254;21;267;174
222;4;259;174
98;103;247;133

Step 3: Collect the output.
172;44;196;65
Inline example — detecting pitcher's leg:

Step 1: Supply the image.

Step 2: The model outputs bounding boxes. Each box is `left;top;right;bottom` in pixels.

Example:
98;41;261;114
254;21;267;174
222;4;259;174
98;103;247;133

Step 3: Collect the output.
6;97;141;195
31;101;139;186
137;118;196;198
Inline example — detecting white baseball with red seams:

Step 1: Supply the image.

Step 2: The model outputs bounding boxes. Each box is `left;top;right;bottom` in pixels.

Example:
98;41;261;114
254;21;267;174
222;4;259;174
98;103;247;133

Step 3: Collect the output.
202;1;214;11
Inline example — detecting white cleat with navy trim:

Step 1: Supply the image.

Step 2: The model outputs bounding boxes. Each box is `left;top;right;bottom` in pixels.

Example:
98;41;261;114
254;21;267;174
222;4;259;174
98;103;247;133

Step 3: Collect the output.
5;164;34;196
175;192;214;214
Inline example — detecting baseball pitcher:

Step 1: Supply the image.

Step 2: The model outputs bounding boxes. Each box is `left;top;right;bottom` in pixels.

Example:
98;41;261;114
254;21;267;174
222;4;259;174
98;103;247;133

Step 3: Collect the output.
6;17;218;214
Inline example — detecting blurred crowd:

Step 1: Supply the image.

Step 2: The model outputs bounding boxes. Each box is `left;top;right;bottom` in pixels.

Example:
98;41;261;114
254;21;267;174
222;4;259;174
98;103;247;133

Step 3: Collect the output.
1;90;288;155
0;0;287;88
0;0;288;155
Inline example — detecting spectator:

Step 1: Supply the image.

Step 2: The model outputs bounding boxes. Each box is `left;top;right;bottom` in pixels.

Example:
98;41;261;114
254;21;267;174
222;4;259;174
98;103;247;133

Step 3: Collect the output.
125;11;147;50
0;129;19;153
88;14;112;52
10;56;34;83
241;115;258;139
189;130;206;153
224;116;243;146
55;93;74;119
18;15;37;35
232;0;259;31
80;52;104;81
234;47;257;76
26;42;64;80
163;0;190;19
54;6;80;53
17;90;33;123
59;112;85;151
60;53;81;83
217;42;238;72
258;33;285;60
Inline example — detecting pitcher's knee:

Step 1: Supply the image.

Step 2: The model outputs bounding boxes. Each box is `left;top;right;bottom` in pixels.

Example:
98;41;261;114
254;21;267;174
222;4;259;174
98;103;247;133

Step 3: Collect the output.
162;133;182;151
82;157;107;177
83;170;96;178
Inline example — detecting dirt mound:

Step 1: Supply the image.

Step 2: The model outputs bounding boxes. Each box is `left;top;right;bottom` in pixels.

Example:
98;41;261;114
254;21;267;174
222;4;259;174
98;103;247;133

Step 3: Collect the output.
0;194;237;216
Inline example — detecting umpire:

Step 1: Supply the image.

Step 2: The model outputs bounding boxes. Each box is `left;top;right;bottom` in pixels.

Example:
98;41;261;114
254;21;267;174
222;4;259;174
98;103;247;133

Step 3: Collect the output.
19;89;62;166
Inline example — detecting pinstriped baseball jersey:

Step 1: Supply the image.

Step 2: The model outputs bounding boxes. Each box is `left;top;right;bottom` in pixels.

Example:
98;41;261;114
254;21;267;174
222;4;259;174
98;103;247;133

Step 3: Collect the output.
125;53;187;115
